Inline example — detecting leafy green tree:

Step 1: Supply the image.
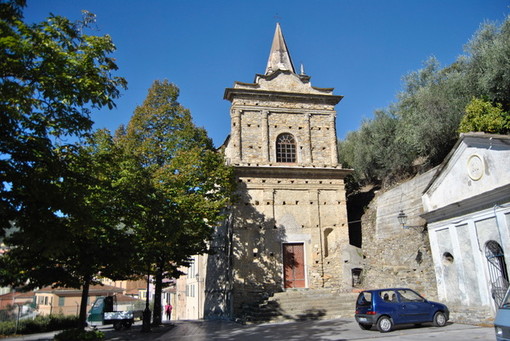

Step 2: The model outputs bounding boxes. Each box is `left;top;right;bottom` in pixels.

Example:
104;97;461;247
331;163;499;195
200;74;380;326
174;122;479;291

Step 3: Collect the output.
459;97;510;134
395;57;470;166
339;15;510;189
1;0;126;233
0;131;138;327
339;108;403;185
0;0;126;328
464;17;510;111
116;80;235;326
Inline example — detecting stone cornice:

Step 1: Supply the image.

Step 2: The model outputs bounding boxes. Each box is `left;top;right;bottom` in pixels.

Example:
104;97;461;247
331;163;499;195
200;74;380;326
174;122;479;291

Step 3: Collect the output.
233;165;353;179
224;88;343;105
421;183;510;223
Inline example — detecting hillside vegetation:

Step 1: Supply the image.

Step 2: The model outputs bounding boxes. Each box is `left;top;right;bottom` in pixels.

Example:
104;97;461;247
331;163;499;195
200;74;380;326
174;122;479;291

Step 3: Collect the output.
338;16;510;190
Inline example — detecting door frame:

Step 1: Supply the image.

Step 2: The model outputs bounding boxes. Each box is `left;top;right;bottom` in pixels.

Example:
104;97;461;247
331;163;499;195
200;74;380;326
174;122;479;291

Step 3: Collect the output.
281;242;308;289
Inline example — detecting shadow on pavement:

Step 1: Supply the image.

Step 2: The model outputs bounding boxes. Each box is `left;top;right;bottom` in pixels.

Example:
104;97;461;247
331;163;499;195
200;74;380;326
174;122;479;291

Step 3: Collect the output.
159;319;352;341
103;322;175;341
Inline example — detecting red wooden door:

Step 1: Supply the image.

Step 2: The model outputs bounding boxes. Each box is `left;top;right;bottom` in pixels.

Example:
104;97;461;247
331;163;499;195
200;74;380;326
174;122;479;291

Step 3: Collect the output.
283;243;305;288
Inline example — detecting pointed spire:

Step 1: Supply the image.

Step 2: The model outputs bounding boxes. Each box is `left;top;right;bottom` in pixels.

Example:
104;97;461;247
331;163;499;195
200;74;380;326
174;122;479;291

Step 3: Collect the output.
265;23;295;75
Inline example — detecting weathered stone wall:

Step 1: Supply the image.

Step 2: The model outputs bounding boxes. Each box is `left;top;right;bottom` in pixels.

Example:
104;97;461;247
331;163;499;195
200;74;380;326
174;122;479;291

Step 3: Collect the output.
360;169;439;300
223;61;350;318
226;107;338;167
230;169;352;315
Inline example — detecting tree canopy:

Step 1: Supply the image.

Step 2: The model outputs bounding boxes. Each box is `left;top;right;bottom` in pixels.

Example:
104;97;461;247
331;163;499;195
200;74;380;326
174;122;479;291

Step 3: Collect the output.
115;80;235;325
459;97;510;134
0;0;127;327
339;15;510;188
0;0;126;233
0;2;234;329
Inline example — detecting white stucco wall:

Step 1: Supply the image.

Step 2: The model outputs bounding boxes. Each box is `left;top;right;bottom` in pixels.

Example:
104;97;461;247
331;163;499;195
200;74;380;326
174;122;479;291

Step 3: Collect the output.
424;134;510;320
428;205;510;311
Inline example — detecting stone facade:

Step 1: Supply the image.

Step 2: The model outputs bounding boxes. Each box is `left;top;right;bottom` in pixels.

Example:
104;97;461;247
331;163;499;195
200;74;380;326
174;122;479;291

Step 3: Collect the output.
220;24;355;317
225;108;338;167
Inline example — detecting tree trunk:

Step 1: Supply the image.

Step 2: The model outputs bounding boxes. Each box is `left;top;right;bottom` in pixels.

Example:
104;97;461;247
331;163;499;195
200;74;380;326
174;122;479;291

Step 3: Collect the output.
142;266;151;332
78;276;91;329
152;262;163;326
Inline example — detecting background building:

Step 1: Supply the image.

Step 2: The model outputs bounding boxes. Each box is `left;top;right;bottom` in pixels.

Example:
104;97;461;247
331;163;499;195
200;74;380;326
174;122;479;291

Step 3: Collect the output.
34;285;123;316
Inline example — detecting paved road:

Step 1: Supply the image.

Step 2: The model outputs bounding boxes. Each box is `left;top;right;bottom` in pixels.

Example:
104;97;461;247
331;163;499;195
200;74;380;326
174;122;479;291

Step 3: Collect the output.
1;318;495;341
149;318;494;341
107;318;494;341
155;319;496;341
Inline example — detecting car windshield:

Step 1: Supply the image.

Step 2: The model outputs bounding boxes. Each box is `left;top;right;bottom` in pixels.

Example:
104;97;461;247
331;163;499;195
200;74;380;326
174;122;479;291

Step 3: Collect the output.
92;298;104;309
357;292;372;306
501;289;510;309
397;289;425;302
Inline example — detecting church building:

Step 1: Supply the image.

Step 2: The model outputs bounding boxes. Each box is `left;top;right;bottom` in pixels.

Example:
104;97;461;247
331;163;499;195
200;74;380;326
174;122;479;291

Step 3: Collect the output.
219;23;354;318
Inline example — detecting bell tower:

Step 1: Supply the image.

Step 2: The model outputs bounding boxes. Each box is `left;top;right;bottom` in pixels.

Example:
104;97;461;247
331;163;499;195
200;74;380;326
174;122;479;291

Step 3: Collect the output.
224;23;343;168
223;23;353;318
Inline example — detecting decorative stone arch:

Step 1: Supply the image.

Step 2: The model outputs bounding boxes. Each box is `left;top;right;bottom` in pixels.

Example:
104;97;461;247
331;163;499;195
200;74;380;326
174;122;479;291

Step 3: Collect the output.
485;240;509;307
276;133;297;163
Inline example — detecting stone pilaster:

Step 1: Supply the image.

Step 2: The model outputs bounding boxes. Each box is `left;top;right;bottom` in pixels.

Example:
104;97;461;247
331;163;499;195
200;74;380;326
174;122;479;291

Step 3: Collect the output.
231;108;242;163
305;113;313;164
262;110;269;163
329;113;338;166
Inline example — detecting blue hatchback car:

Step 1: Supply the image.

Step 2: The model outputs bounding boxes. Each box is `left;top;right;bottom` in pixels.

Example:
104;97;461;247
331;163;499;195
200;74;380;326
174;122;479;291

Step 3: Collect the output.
354;288;449;332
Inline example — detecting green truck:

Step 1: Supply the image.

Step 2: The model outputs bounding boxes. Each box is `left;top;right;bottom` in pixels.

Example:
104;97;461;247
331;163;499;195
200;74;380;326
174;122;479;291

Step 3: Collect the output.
87;296;143;330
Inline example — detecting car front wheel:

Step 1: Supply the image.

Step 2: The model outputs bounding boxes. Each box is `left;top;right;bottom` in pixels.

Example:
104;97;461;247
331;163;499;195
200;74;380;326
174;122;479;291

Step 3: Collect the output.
377;316;393;333
433;311;447;327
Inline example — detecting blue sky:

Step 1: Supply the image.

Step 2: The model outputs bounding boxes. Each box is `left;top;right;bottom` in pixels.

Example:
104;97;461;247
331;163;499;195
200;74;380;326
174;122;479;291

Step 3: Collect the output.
24;0;508;147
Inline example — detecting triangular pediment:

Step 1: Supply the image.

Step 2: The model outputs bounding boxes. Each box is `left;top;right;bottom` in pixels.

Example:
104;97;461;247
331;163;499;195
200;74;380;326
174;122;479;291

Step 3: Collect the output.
422;133;510;215
231;70;332;95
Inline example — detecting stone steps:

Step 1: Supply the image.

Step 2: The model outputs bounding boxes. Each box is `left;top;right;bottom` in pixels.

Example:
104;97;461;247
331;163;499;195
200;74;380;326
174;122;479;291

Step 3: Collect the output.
241;289;359;324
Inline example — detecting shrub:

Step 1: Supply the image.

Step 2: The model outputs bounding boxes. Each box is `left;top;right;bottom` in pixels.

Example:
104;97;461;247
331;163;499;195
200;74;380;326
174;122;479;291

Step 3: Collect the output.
459;97;510;134
53;328;104;341
0;314;79;336
0;320;16;336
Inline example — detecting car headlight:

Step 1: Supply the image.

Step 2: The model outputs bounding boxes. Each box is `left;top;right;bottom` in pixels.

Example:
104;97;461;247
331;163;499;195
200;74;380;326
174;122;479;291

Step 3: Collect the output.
496;326;503;336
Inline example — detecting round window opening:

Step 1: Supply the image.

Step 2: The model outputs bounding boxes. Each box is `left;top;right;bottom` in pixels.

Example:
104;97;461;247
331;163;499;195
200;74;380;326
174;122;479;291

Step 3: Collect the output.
442;252;454;265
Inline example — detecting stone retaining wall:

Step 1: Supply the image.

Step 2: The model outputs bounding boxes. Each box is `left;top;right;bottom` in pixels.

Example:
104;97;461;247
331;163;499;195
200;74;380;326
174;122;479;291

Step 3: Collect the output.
360;169;439;300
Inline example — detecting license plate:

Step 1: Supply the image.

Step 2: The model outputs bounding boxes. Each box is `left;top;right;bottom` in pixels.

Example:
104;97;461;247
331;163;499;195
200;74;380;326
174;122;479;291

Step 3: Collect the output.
358;317;368;322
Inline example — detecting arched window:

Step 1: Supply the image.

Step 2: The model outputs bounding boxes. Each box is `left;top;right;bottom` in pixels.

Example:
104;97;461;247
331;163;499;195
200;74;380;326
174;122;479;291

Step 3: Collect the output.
276;133;296;163
485;240;509;307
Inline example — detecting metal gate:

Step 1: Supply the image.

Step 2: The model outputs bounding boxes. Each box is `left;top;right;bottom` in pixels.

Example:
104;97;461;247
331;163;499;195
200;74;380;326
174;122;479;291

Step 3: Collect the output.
485;240;509;307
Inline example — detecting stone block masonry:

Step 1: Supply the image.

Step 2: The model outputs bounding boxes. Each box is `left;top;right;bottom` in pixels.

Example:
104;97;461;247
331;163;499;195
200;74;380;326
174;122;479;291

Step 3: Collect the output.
360;169;438;300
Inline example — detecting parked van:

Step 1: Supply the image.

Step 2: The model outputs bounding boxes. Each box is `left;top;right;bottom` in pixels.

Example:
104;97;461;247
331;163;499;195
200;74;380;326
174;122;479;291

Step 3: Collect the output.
495;287;510;341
